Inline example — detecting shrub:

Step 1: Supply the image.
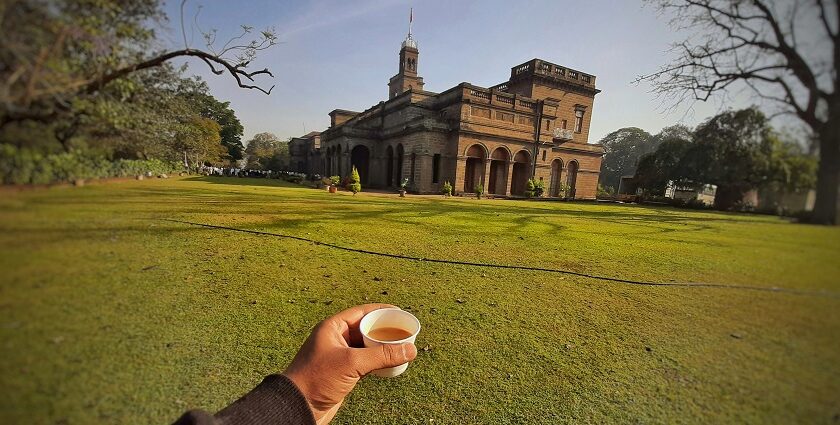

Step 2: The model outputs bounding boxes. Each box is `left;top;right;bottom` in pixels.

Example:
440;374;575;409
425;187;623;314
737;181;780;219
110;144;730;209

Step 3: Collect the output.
442;181;453;197
0;145;183;185
524;178;545;198
533;179;545;197
348;166;361;194
556;181;571;198
475;182;484;199
329;175;341;186
597;184;615;198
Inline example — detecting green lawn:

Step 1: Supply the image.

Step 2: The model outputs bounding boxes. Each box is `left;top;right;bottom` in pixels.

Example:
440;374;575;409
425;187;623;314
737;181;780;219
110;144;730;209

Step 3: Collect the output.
1;176;839;424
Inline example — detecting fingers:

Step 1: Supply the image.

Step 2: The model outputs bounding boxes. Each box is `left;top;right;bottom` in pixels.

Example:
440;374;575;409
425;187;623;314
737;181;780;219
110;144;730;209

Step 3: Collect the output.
328;304;396;346
352;343;417;376
330;303;396;325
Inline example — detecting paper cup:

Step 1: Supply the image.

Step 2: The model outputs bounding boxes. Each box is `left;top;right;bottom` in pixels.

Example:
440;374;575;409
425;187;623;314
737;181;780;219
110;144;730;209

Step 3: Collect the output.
359;308;421;377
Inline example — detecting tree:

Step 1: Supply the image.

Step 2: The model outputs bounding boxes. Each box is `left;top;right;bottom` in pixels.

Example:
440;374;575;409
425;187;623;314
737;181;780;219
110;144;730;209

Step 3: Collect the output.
635;137;694;195
178;116;226;170
348;166;361;194
683;108;775;208
0;0;277;131
636;108;818;209
638;0;840;224
244;132;288;170
598;127;657;190
183;86;245;161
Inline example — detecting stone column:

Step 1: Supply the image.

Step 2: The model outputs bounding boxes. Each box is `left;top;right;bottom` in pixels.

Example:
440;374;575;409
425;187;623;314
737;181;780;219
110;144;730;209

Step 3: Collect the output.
483;159;492;194
455;157;467;193
504;161;514;196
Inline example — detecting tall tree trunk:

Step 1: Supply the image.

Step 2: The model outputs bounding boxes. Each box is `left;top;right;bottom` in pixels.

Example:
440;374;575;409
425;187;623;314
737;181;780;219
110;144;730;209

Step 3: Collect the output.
811;119;839;225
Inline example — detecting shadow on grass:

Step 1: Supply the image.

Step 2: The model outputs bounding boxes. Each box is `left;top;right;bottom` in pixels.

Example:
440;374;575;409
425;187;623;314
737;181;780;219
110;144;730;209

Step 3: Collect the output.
184;176;302;189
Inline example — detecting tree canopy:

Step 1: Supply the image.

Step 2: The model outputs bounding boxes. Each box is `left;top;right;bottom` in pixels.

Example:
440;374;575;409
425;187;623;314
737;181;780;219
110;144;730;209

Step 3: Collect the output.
245;133;289;170
634;108;817;210
638;0;839;224
598;125;693;191
0;0;269;169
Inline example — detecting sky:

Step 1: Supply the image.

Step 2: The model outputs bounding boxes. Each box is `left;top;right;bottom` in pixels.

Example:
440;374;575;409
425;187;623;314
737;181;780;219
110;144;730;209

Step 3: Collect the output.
160;0;755;143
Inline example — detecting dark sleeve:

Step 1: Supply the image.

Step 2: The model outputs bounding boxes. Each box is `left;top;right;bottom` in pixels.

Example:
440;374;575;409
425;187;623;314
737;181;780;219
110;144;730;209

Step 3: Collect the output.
172;374;315;425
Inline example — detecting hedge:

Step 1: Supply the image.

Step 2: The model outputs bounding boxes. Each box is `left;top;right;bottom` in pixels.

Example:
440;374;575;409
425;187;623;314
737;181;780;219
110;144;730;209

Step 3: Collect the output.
0;144;184;185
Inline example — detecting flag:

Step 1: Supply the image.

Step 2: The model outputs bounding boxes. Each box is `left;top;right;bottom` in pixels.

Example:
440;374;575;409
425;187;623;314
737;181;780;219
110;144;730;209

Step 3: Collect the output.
410;8;413;23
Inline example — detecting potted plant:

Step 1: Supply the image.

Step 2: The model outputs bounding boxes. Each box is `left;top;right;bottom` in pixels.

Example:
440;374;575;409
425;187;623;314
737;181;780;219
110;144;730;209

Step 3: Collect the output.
475;182;484;200
328;175;340;193
399;178;409;197
442;181;453;197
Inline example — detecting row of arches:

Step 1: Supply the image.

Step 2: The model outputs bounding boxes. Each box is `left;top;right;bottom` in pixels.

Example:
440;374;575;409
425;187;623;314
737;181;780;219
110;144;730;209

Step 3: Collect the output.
464;144;578;197
324;142;413;188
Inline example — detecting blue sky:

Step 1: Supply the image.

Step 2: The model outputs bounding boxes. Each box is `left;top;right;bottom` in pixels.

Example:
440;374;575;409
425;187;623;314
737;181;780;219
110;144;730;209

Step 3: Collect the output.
161;0;752;143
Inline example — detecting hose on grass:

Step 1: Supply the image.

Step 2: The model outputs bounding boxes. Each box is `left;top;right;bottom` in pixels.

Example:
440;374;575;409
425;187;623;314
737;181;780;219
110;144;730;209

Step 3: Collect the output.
161;218;840;299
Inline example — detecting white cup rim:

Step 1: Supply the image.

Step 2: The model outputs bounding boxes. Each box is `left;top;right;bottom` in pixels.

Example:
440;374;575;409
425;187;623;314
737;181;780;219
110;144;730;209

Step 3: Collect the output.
360;308;421;344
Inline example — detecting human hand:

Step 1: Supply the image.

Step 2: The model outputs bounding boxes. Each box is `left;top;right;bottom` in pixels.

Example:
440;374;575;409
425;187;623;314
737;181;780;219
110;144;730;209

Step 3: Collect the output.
282;304;418;424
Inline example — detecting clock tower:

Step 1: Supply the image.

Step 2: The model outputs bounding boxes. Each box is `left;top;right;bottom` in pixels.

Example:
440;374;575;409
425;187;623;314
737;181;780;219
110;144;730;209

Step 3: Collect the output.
388;9;424;99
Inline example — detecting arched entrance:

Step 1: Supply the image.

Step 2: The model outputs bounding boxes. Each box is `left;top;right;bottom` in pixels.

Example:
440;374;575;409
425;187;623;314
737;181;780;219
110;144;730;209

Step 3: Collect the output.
510;150;531;196
350;145;370;185
566;160;579;199
488;147;509;195
463;144;486;193
386;146;394;186
395;144;404;186
550;159;563;197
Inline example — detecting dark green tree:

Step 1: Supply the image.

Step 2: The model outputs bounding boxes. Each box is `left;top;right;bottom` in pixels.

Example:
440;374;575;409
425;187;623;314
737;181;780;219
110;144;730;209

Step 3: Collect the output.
597;127;656;191
684;108;774;209
635;137;694;195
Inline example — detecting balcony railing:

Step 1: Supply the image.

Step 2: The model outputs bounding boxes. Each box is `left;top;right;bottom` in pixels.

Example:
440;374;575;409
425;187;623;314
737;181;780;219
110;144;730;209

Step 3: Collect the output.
469;89;490;101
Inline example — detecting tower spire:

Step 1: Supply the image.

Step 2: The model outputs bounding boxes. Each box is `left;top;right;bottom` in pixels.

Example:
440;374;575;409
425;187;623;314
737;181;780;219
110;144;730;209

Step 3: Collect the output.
408;7;413;39
402;8;416;49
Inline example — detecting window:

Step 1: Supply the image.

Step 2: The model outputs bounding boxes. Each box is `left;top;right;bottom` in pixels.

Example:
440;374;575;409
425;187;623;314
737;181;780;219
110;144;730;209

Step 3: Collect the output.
541;150;547;161
561;119;568;129
545;119;551;130
432;154;441;183
574;110;584;133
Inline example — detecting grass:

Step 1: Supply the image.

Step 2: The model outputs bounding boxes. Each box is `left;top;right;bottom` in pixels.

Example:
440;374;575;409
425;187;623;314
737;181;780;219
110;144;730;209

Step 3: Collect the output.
0;176;838;424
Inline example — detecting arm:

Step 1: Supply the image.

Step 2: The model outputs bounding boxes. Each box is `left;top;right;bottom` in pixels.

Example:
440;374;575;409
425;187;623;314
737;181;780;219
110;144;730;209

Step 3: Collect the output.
172;304;417;425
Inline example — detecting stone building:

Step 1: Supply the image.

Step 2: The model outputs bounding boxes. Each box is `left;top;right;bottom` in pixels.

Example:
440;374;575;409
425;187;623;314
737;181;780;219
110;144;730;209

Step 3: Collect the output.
288;131;321;174
303;23;604;198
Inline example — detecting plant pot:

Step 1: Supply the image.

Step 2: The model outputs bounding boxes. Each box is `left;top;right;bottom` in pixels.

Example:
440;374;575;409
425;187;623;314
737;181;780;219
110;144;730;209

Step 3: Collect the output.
329;185;337;193
399;189;406;197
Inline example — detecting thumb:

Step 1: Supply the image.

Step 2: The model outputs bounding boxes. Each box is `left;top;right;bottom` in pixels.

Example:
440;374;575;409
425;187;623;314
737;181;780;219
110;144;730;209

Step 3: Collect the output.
353;343;417;376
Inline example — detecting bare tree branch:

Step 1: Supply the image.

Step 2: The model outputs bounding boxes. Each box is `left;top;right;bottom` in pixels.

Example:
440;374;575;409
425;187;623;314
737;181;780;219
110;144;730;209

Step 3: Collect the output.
83;49;275;96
